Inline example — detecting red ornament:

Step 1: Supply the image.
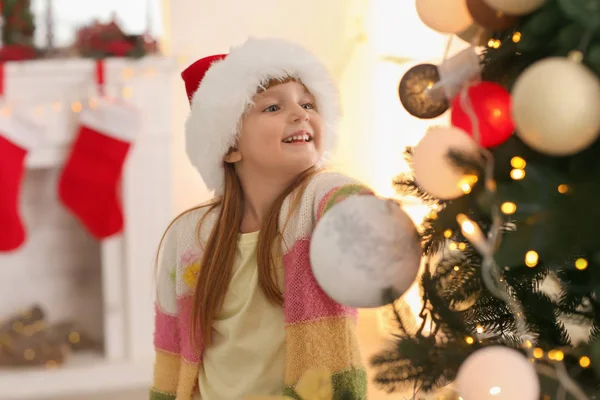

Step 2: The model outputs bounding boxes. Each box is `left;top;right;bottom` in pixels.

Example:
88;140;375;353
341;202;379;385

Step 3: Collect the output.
450;81;514;148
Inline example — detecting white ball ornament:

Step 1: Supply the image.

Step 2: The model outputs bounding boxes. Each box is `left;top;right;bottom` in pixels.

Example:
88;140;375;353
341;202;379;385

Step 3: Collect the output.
483;0;546;15
512;57;600;156
310;196;422;308
416;0;473;34
412;126;479;200
456;346;540;400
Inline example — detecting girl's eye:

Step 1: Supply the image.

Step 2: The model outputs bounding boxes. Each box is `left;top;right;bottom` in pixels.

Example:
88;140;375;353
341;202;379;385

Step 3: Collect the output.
302;103;316;110
263;104;280;112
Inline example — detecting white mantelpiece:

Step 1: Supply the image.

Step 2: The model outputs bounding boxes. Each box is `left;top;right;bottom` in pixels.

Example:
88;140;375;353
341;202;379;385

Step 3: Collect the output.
0;56;177;399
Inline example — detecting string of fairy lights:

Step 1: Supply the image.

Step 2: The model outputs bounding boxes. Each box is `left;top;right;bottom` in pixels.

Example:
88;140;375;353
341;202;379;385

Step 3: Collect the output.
398;5;597;395
0;64;162;125
442;39;592;400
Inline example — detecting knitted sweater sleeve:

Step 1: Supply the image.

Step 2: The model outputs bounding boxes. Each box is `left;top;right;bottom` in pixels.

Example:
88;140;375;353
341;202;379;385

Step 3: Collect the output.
312;171;375;221
151;208;208;400
150;218;182;400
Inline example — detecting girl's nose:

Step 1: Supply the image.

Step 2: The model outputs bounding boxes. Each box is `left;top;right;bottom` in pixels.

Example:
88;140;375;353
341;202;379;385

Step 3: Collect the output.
291;105;309;122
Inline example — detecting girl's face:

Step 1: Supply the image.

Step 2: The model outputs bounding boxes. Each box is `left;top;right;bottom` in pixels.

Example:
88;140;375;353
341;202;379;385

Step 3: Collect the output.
225;80;324;180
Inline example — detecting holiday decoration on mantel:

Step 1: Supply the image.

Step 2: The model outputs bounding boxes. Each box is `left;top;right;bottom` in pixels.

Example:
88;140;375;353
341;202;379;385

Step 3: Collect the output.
74;14;159;59
0;58;143;252
0;58;46;251
312;0;600;398
0;305;97;368
0;0;38;61
58;94;140;239
0;117;44;252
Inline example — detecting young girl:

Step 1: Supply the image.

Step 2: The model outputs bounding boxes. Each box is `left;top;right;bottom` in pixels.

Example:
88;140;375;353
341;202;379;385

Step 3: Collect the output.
151;38;385;400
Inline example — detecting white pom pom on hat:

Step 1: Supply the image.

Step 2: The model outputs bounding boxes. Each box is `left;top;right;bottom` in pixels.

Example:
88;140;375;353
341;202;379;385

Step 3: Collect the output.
181;37;341;194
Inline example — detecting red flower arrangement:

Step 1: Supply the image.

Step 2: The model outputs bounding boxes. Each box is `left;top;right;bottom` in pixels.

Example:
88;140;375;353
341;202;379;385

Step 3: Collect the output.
74;17;159;59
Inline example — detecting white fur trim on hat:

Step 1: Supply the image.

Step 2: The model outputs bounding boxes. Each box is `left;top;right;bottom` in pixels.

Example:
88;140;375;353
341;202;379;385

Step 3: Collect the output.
185;37;340;194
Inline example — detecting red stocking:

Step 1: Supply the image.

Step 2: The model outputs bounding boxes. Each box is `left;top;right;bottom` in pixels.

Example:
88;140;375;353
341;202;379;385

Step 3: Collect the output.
0;115;44;252
58;99;140;239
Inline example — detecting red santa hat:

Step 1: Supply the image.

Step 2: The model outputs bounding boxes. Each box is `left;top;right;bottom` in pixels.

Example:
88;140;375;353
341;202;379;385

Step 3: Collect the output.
181;37;340;194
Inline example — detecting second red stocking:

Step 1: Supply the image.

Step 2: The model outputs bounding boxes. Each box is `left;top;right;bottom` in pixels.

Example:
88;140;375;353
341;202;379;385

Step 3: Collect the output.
58;99;140;239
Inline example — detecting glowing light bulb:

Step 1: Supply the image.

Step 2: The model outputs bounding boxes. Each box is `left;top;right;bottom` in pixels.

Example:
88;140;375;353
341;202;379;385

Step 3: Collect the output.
579;356;591;368
554;351;564;361
459;175;479;194
512;32;522;43
121;67;134;80
465;336;475;344
145;67;157;77
533;348;544;359
501;202;516;214
558;184;569;194
510;156;526;168
444;229;453;238
456;214;488;254
575;258;588;270
510;168;526;180
459;218;475;235
525;251;539;267
548;350;565;361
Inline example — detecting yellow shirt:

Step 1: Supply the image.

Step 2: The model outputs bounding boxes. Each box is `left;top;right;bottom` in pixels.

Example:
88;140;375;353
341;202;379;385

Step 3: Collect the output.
197;231;286;400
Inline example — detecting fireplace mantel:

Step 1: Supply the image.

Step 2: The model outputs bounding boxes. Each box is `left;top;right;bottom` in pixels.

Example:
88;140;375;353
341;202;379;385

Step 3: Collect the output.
0;56;178;399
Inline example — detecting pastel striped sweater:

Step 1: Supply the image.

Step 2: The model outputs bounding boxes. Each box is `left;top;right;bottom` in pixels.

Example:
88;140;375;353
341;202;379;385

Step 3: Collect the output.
151;171;374;399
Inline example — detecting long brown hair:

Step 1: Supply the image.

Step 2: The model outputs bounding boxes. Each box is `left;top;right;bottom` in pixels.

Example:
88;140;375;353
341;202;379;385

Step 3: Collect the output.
190;162;318;347
154;77;321;349
191;77;322;347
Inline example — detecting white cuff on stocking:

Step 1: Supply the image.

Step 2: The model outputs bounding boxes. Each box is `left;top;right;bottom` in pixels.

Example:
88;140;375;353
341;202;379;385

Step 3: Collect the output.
0;110;45;150
80;99;141;142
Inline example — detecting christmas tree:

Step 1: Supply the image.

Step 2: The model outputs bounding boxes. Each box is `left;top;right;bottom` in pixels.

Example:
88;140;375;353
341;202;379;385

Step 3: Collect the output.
371;0;600;399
